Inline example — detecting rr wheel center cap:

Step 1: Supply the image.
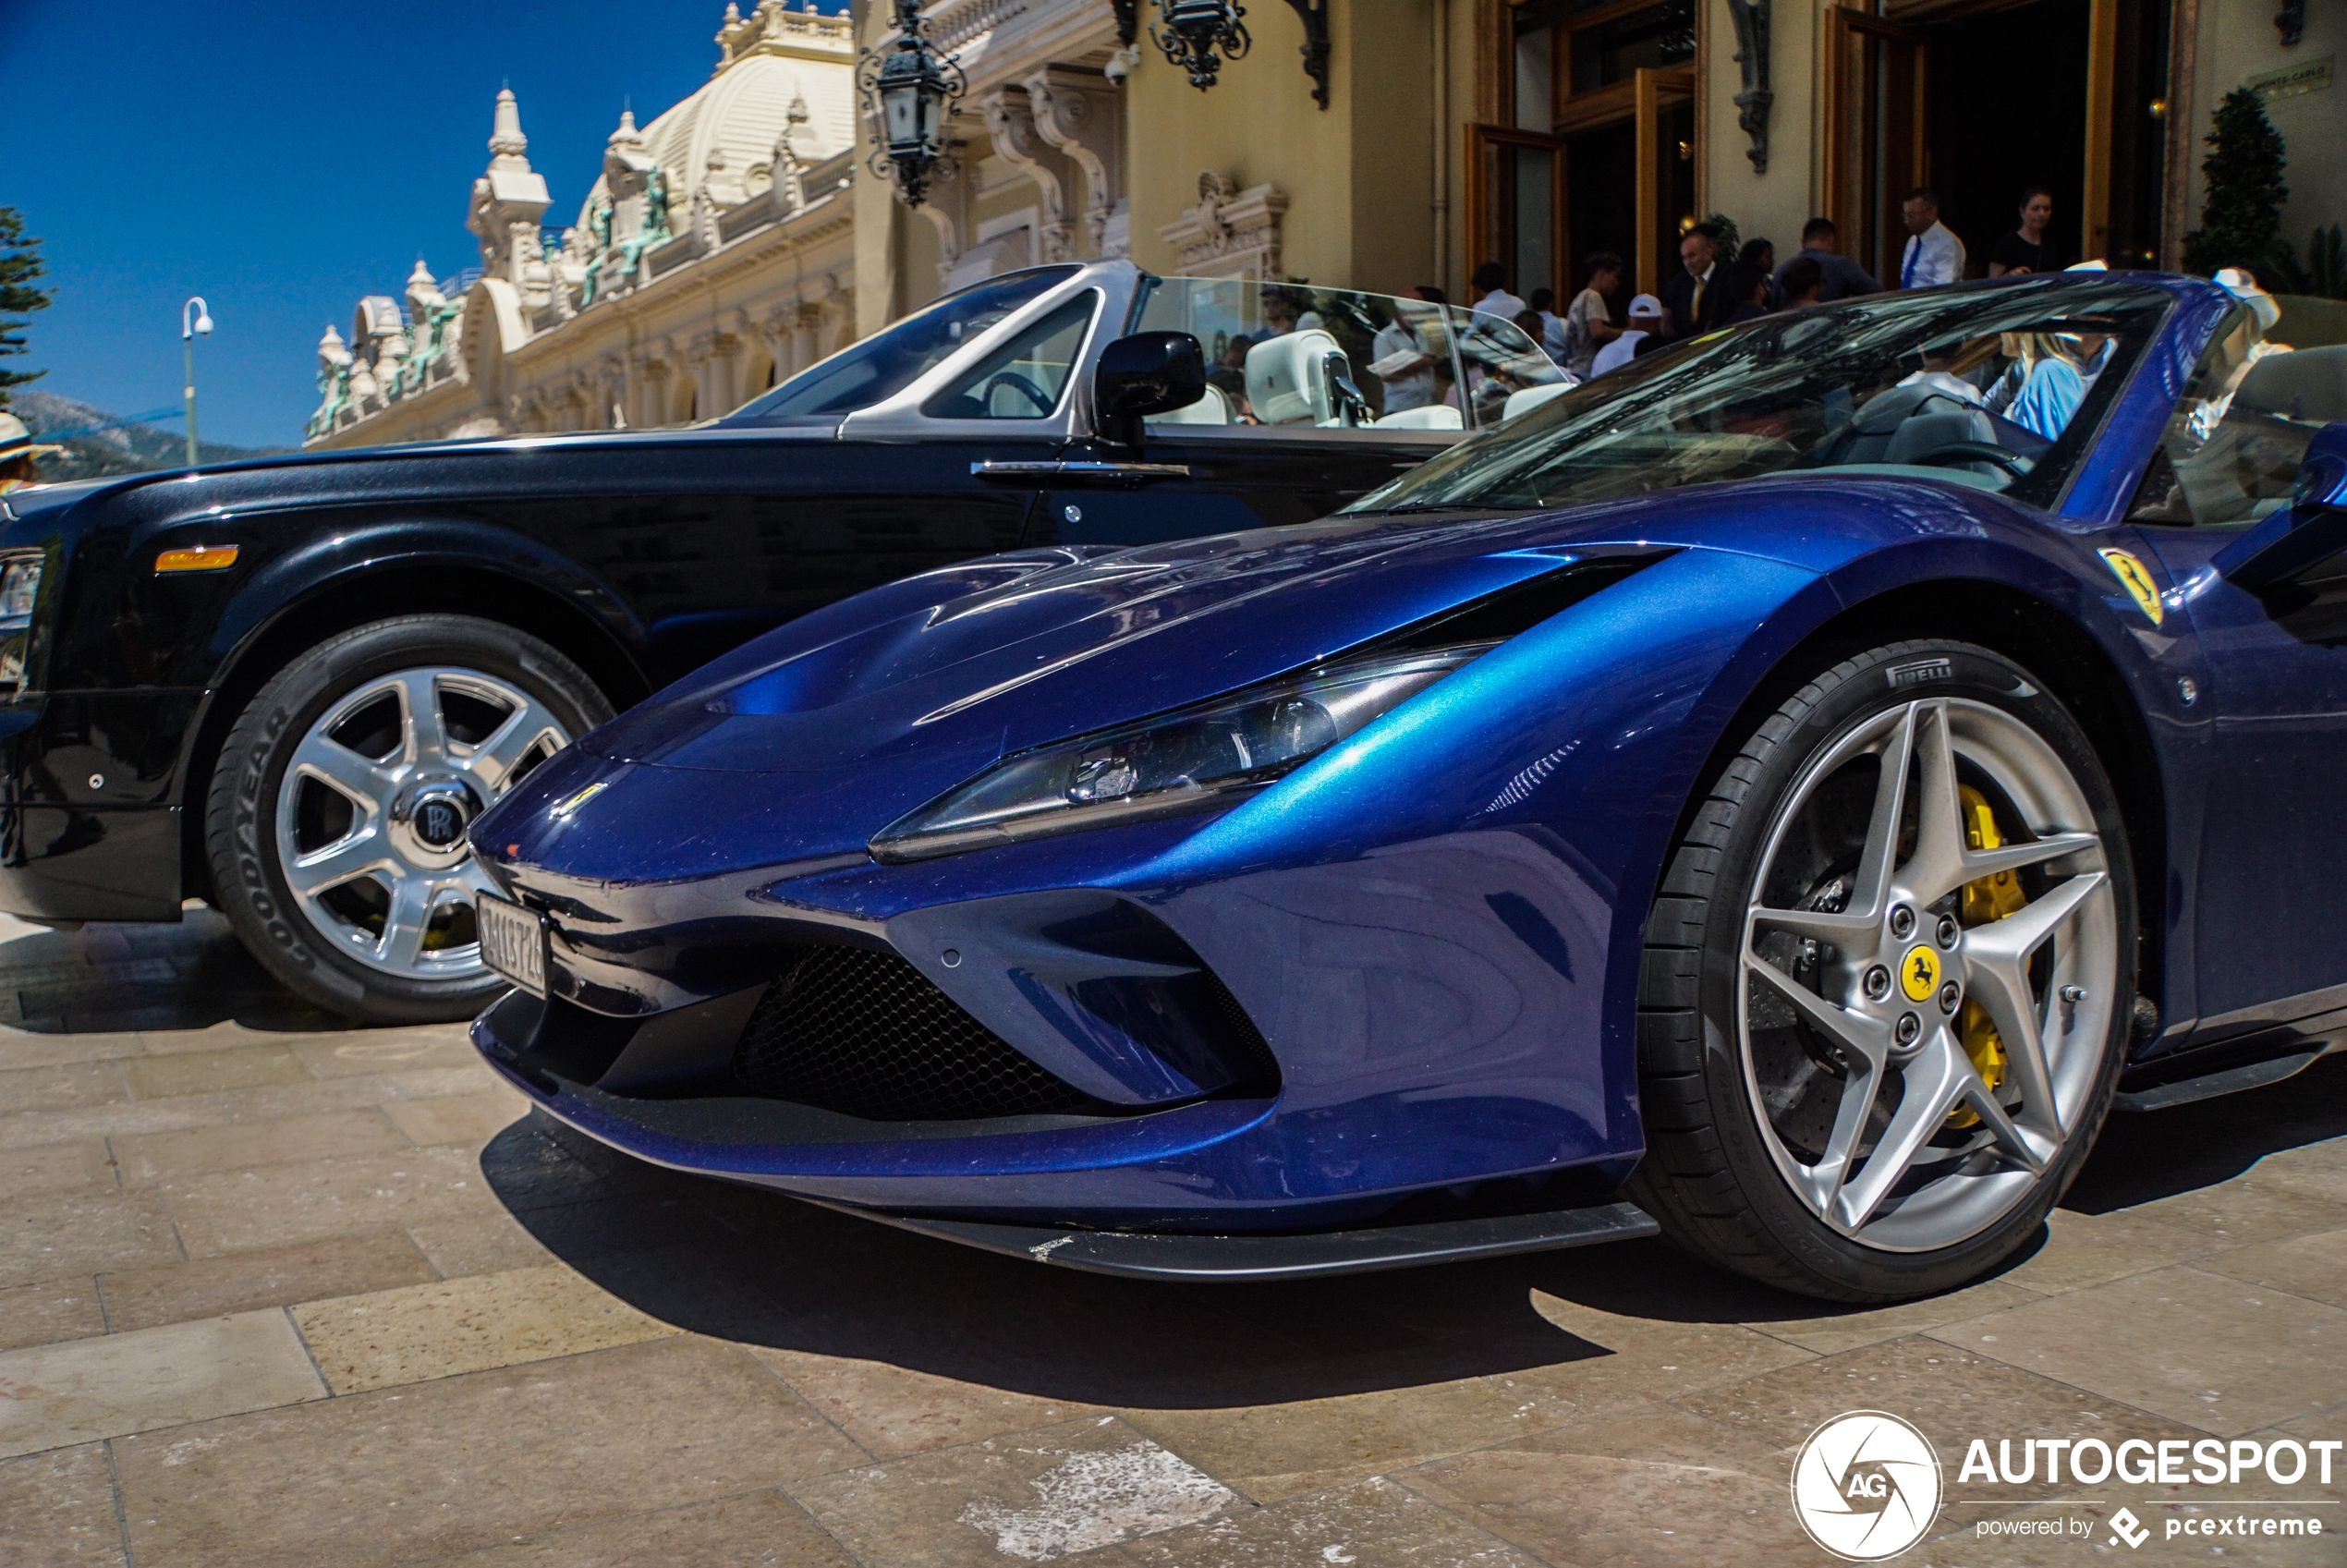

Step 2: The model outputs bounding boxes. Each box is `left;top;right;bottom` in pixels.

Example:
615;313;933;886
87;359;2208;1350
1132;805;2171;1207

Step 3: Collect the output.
390;779;482;868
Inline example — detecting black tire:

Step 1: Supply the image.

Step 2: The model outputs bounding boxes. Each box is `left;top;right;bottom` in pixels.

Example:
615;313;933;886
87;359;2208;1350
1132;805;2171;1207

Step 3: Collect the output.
1626;639;2135;1302
204;614;611;1025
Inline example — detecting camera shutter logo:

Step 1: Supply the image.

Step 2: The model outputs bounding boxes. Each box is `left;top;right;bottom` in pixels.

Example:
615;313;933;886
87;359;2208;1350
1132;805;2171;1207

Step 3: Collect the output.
1790;1410;1943;1561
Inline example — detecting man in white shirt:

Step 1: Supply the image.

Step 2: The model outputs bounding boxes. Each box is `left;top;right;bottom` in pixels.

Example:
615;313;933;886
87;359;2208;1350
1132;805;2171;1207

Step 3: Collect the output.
1470;261;1526;322
1899;188;1965;289
1589;296;1665;376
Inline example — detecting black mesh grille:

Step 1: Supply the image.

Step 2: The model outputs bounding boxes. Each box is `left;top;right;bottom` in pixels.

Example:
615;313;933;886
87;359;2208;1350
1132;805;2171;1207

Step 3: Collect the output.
732;945;1095;1120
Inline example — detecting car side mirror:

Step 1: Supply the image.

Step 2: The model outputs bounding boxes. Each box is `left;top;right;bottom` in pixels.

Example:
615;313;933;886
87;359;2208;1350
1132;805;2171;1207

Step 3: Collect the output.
1094;332;1207;448
2213;422;2347;593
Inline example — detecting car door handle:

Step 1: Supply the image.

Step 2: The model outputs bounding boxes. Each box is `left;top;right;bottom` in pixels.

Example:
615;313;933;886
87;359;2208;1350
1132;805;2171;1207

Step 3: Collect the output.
969;461;1193;481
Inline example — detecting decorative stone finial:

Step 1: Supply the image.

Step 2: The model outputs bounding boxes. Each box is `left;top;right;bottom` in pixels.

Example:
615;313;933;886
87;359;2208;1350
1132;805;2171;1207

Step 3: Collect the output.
490;87;529;160
407;258;436;289
609;106;641;146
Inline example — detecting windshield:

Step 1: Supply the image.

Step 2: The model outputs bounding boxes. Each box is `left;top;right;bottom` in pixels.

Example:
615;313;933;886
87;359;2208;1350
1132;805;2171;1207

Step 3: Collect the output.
722;266;1080;425
1345;278;2171;515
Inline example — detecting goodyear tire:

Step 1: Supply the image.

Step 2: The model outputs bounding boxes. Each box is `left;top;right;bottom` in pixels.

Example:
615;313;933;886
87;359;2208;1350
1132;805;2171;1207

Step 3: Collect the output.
203;614;609;1025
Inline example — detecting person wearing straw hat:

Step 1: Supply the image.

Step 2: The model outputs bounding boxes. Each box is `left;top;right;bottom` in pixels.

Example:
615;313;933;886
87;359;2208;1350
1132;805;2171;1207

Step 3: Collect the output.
0;412;63;495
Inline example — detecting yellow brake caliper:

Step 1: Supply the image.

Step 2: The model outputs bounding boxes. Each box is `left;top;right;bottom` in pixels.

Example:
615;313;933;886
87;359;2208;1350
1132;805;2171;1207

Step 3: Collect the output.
1950;785;2023;1127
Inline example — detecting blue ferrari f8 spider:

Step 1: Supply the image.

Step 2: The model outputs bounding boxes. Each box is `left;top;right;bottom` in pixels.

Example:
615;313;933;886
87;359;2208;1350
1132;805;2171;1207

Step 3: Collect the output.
468;272;2347;1301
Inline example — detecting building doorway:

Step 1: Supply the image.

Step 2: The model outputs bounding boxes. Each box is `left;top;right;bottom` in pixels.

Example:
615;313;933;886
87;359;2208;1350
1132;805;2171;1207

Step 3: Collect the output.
1469;0;1697;308
1825;0;2167;281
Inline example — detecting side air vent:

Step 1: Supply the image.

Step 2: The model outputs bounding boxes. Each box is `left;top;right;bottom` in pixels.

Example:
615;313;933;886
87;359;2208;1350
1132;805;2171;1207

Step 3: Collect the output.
732;945;1096;1120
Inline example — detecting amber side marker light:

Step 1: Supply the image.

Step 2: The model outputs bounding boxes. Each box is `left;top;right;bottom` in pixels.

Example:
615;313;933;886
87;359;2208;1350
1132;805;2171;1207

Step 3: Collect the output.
155;544;239;574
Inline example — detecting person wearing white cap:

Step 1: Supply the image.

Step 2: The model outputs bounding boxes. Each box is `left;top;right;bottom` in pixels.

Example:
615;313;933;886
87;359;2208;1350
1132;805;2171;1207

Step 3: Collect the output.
1589;295;1665;376
0;412;63;495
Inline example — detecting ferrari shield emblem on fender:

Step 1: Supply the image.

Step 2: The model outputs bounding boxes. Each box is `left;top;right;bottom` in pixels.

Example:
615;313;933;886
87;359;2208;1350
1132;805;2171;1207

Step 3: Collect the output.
2098;548;2165;626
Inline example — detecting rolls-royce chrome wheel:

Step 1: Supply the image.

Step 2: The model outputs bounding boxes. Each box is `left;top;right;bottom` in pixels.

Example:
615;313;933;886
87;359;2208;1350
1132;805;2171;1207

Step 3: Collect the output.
206;614;611;1024
1630;641;2133;1302
276;666;568;981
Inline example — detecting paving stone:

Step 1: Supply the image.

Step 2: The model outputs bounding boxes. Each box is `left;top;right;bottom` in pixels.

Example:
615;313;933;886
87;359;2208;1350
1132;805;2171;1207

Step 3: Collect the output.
289;1030;477;1080
1125;1474;1541;1567
0;1279;105;1352
121;1045;313;1100
2004;1205;2241;1294
1402;1404;1818;1568
793;1415;1237;1566
289;1263;679;1393
110;1109;412;1185
0;1141;117;1198
100;1232;439;1333
0;1442;125;1567
383;1065;504;1100
0;1062;130;1113
414;1489;858;1567
160;1147;505;1257
749;1344;1112;1459
0;1309;326;1458
1927;1264;2347;1436
0;1099;235;1151
381;1090;527;1148
112;1336;862;1568
1745;1276;2048;1356
1487;1289;1820;1428
0;1029;145;1068
0;1187;181;1288
136;1022;328;1056
2129;1174;2347;1246
1124;1368;1556;1505
404;1210;559;1278
2194;1226;2347;1310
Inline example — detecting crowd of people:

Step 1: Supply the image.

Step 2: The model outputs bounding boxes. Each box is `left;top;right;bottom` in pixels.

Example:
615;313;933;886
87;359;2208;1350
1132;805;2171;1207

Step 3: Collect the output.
1472;184;2080;385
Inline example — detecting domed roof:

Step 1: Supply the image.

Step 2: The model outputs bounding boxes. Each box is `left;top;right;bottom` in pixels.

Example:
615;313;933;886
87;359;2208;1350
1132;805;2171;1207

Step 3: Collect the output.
573;4;854;232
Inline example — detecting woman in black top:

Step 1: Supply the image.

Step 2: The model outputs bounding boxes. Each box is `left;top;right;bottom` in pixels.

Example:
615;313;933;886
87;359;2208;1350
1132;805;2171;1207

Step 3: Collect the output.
1988;187;2059;276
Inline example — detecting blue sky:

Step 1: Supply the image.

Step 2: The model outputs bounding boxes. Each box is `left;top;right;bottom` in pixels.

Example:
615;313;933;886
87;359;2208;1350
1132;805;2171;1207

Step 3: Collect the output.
0;1;847;448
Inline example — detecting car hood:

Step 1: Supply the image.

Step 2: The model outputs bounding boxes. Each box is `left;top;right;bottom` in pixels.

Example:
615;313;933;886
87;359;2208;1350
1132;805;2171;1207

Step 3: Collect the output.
477;475;2017;883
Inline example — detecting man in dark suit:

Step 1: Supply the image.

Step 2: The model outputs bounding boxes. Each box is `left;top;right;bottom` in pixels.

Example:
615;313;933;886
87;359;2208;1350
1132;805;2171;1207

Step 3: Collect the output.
1660;227;1736;340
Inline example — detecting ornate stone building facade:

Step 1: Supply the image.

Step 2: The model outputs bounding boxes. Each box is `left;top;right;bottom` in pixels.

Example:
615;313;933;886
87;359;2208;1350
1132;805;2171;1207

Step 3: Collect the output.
308;2;859;448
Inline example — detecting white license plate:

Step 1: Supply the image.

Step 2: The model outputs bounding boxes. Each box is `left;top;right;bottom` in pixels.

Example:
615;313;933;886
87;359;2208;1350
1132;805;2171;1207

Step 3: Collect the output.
476;893;547;996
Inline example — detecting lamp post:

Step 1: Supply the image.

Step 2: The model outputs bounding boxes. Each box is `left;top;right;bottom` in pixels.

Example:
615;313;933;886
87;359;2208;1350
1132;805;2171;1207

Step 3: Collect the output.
180;297;213;468
859;0;966;207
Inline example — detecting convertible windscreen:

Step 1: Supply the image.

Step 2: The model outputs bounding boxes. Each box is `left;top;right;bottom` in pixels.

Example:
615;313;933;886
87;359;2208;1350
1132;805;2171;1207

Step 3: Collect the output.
723;266;1080;425
1345;278;2173;516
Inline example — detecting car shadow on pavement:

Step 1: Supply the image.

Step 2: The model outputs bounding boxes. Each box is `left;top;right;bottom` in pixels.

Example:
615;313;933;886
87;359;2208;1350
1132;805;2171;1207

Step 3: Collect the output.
2063;1050;2347;1211
0;908;359;1034
480;1053;2347;1399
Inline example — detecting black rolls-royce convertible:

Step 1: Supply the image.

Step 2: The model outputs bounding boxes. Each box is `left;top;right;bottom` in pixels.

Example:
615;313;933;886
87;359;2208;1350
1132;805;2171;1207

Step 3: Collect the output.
0;260;1557;1021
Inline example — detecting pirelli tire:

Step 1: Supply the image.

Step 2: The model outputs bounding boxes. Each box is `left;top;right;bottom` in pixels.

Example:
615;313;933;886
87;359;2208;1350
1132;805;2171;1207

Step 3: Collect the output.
1626;639;2134;1303
203;614;610;1025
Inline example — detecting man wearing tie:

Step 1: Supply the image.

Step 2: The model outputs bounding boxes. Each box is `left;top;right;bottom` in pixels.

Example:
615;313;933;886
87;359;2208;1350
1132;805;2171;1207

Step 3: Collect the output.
1898;188;1965;289
1660;228;1733;340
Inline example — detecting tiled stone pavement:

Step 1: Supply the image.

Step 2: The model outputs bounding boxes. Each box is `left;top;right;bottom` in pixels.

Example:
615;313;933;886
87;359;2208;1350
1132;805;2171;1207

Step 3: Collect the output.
2;910;2345;1566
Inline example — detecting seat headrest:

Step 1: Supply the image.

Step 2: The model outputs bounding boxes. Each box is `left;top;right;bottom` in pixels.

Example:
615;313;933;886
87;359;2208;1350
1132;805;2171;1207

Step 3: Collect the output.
2236;346;2347;426
1246;329;1343;425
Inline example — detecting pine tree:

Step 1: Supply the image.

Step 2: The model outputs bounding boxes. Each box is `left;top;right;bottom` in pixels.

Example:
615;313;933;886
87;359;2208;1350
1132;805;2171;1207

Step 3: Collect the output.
2182;88;2288;277
0;209;52;407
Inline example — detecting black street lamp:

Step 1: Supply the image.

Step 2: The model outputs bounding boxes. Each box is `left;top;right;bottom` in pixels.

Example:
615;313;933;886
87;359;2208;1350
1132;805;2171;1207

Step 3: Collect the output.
859;0;966;207
1150;0;1250;91
1149;0;1331;109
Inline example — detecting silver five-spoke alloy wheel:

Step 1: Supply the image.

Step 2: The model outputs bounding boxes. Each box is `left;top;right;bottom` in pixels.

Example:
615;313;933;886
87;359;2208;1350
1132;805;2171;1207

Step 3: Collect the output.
276;666;570;981
1740;697;2116;1252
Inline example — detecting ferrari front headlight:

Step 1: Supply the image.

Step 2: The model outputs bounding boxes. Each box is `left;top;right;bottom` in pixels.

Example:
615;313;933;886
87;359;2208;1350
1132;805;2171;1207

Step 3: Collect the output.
869;645;1488;863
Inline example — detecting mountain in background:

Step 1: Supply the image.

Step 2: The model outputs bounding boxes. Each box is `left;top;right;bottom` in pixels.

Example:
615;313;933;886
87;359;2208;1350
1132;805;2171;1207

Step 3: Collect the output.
7;390;296;481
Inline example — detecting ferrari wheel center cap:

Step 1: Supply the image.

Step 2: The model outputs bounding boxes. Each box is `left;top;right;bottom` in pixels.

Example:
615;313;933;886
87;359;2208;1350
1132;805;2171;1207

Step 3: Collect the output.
1900;943;1942;1003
